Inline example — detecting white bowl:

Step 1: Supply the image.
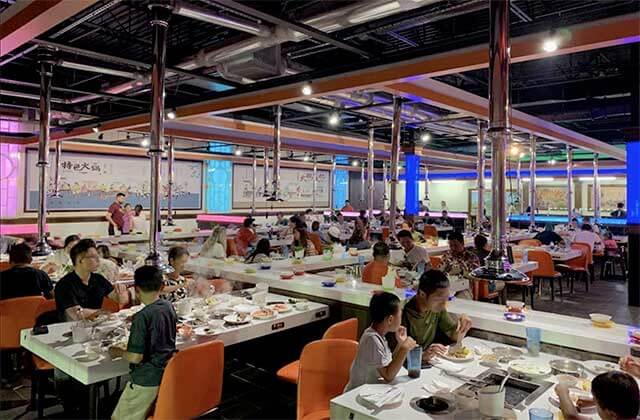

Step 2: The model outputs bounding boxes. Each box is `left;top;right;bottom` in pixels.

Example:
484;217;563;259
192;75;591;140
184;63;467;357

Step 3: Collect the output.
589;313;611;323
208;319;225;330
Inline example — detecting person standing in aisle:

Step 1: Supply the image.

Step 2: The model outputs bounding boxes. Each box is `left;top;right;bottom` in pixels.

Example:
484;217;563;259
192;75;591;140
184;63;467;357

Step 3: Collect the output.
106;192;126;235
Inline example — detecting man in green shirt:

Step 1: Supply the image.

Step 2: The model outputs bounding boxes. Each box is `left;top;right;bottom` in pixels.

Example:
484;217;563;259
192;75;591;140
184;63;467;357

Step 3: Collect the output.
402;270;472;363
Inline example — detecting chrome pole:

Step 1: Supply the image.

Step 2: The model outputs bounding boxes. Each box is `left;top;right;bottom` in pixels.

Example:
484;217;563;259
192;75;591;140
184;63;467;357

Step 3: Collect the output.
477;0;523;279
566;145;574;222
477;120;486;232
50;140;62;198
360;163;365;206
389;97;402;236
593;153;601;220
529;134;537;231
262;147;270;197
382;160;388;208
270;105;282;201
312;155;317;212
251;149;257;215
33;49;55;256
423;164;429;204
330;155;336;209
165;136;175;226
516;156;523;214
146;2;172;272
367;125;375;218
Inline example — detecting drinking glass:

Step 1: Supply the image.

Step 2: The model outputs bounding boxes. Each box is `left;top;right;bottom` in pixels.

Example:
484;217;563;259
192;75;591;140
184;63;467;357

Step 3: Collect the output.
529;408;553;420
407;346;422;378
526;327;541;356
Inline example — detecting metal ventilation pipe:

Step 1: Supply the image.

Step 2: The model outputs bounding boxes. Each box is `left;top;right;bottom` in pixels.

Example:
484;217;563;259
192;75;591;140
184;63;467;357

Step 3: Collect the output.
367;125;375;218
145;3;173;273
593;153;601;219
516;156;523;214
50;140;62;198
474;0;526;280
566;145;574;221
476;120;486;232
382;160;388;207
330;156;337;209
270;105;282;201
389;97;402;237
262;147;270;197
57;60;144;80
165;136;175;226
251;149;257;215
423;164;429;203
360;162;365;206
529;134;537;231
312;155;317;212
33;49;55;256
173;1;271;37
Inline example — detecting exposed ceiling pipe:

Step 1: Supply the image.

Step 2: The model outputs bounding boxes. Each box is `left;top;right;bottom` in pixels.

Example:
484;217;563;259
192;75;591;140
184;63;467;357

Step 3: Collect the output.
1;89;68;104
173;1;271;37
57;60;146;80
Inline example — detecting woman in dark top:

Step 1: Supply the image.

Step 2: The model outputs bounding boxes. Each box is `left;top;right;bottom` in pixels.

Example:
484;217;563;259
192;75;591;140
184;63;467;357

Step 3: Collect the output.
245;238;271;263
534;224;564;246
348;226;371;250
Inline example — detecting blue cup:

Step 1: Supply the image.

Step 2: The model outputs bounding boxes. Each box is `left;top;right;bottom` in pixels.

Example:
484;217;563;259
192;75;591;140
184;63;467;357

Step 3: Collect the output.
526;327;541;357
529;408;553;420
407;346;422;378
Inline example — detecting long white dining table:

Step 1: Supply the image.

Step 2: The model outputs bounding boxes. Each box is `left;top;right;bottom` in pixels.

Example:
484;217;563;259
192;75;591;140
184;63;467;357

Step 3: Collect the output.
20;293;328;419
330;336;613;420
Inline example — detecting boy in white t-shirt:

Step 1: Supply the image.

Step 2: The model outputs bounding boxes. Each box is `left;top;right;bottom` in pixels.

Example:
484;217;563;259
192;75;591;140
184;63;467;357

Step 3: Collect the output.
345;292;416;392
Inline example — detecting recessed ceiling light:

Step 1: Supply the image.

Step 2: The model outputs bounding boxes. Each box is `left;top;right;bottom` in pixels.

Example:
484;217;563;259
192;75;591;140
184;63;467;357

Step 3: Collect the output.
549;158;557;165
141;138;150;147
328;112;339;126
420;133;431;142
301;83;312;96
351;160;359;166
234;149;243;156
303;154;310;162
166;109;176;120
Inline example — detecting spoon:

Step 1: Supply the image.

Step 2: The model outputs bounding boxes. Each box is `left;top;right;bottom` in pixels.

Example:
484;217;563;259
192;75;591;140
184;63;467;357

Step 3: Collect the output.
499;373;511;392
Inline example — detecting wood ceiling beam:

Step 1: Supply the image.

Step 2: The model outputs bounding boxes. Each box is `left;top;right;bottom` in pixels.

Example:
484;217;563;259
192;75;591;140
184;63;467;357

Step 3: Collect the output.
0;0;98;57
384;78;626;161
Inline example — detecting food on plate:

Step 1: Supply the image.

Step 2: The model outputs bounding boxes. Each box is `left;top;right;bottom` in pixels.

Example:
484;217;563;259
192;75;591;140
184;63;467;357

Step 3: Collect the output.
204;296;218;306
269;303;291;313
447;346;471;359
509;360;552;377
291;258;304;265
480;354;498;363
244;267;257;274
251;308;276;320
280;271;295;279
589;313;611;323
224;312;251;324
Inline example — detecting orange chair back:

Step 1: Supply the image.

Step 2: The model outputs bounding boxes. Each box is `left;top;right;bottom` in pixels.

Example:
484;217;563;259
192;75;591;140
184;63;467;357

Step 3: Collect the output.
297;339;358;420
572;241;593;265
423;225;438;238
0;296;46;350
0;261;12;272
309;233;324;254
323;318;358;340
527;250;556;277
226;238;238;257
35;299;56;319
519;239;541;247
429;255;442;269
382;227;390;241
566;244;588;270
153;340;224;420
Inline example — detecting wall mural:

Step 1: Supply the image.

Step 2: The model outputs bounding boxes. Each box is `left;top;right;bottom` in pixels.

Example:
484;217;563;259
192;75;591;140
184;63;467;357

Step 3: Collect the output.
588;185;625;212
535;186;568;210
25;150;202;211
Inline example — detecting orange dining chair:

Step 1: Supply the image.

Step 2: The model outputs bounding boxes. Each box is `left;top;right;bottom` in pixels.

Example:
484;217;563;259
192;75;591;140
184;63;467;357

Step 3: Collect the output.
29;299;57;418
527;250;563;301
423;225;438;239
297;339;358;420
572;241;594;284
0;261;12;272
519;239;541;247
226;238;238;257
0;296;46;351
308;233;324;254
277;318;358;385
101;296;121;313
382;227;390;241
557;243;590;293
150;340;224;420
429;255;442;269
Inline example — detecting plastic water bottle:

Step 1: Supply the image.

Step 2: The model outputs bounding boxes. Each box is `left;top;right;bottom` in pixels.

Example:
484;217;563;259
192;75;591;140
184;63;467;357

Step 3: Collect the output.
358;255;365;275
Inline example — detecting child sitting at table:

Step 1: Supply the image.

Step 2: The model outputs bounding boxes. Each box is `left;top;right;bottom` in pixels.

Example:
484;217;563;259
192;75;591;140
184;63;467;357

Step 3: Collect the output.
362;241;401;287
602;231;618;255
110;266;178;420
555;370;639;420
344;292;416;391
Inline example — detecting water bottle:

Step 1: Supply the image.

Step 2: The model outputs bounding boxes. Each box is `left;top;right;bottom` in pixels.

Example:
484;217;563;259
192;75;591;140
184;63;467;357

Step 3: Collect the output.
282;245;289;259
358;255;365;276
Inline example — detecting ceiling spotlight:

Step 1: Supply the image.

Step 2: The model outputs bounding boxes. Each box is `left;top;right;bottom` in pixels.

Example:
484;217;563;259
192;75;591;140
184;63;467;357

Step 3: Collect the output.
98;133;104;141
510;146;519;156
351;160;359;167
549;158;557;165
519;152;525;158
420;132;431;142
482;145;487;151
234;149;243;156
92;124;101;134
328;112;339;126
303;154;310;162
301;82;312;96
141;138;150;147
166;109;176;120
542;30;558;52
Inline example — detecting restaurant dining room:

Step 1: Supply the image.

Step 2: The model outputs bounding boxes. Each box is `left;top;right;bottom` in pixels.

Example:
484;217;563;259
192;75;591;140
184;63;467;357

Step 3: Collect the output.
1;0;639;419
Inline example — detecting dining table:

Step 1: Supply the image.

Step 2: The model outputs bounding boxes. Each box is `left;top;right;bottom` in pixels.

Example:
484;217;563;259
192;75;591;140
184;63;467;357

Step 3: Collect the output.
20;292;329;419
330;336;616;420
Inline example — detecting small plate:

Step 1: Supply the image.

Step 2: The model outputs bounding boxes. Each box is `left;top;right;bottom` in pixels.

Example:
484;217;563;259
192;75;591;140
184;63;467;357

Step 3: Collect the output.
251;309;277;320
582;360;619;375
194;326;221;336
223;313;252;325
321;281;336;287
268;303;292;313
440;347;474;363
